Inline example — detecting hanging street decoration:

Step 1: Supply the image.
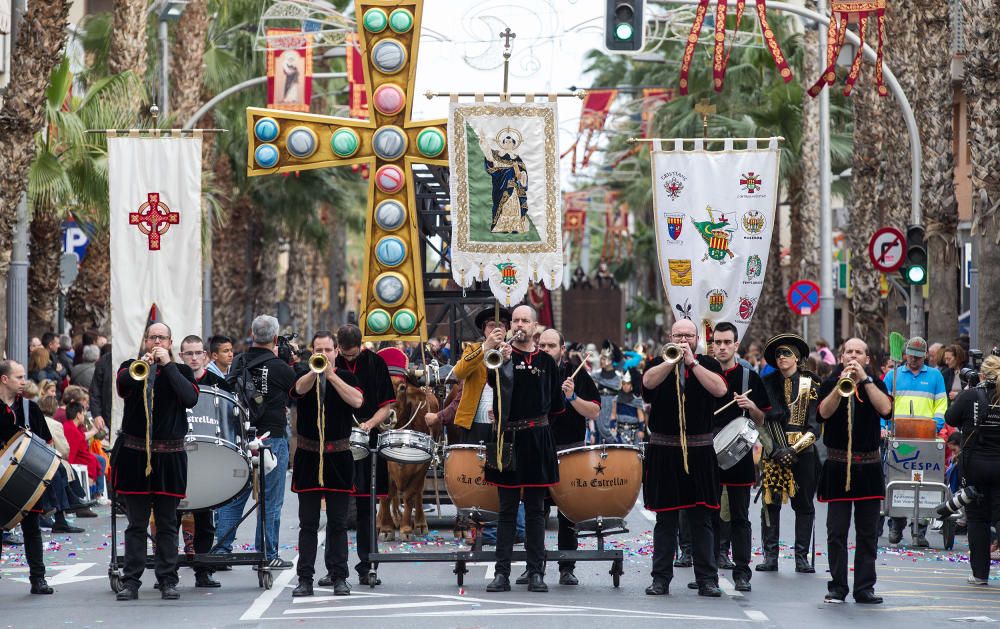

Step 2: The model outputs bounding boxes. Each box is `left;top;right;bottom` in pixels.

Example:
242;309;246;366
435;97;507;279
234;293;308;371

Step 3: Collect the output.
561;89;617;173
266;28;314;111
809;0;888;98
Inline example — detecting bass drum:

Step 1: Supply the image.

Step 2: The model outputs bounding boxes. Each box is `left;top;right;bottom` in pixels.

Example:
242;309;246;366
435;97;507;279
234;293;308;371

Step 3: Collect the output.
0;429;60;530
443;444;499;515
550;444;642;524
179;386;252;511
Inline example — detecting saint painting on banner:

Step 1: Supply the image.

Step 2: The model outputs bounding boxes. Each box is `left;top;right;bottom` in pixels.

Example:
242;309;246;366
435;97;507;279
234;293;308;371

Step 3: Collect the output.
449;101;563;306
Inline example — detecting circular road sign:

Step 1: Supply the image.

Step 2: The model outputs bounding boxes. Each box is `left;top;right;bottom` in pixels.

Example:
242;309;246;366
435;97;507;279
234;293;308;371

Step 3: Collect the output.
787;279;821;316
868;226;907;273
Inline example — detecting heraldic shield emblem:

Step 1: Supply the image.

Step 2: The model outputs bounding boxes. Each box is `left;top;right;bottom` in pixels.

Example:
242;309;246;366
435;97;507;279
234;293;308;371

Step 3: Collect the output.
667;213;684;240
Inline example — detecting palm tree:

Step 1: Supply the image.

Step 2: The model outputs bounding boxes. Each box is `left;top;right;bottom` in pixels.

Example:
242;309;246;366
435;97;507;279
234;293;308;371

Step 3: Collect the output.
963;0;1000;344
0;0;72;339
169;0;210;123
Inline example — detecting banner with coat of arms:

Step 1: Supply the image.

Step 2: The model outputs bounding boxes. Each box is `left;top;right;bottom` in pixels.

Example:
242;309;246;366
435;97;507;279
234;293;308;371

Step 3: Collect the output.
650;138;780;339
448;101;563;306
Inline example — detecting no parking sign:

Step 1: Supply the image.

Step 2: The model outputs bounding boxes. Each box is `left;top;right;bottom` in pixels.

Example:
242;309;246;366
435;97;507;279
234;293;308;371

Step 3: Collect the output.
787;280;821;316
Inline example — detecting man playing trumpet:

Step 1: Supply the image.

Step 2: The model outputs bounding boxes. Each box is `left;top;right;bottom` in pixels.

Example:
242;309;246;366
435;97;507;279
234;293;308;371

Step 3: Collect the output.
816;338;891;605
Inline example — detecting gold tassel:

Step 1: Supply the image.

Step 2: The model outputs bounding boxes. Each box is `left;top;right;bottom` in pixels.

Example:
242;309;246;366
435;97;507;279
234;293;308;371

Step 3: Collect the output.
844;396;854;492
317;379;325;487
143;376;153;477
677;369;688;474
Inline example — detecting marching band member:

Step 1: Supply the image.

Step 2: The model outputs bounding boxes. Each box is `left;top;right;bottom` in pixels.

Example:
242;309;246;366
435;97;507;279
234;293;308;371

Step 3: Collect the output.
0;360;55;595
485;305;565;593
289;332;363;597
114;323;199;601
538;328;601;586
642;319;728;597
709;322;771;592
450;307;513;445
817;338;891;604
757;333;820;574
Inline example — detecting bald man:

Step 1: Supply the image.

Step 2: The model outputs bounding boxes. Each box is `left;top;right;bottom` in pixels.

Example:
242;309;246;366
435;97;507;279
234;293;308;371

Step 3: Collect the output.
642;319;728;597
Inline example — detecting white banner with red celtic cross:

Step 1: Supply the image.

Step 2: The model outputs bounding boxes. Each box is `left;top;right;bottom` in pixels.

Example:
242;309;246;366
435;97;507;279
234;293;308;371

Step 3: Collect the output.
650;138;780;341
108;135;203;435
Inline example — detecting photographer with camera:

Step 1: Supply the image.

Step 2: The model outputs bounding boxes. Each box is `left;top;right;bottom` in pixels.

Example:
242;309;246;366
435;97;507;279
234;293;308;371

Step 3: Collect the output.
944;355;1000;585
211;315;297;569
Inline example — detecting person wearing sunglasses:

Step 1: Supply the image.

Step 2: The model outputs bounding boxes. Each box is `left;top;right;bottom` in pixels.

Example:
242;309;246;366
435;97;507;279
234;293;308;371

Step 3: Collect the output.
757;333;821;575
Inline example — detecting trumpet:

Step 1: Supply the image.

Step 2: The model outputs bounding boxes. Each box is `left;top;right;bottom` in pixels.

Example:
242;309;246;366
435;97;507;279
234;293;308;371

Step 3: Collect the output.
661;343;684;365
836;368;857;397
485;330;526;370
129;358;151;381
308;352;329;374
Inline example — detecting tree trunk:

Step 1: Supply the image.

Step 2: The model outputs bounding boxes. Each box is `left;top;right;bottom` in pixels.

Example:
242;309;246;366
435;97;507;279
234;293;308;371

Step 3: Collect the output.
964;0;1000;346
108;0;149;77
285;228;322;338
65;228;110;334
212;191;253;339
27;202;62;335
168;0;209;124
750;205;792;343
0;0;72;292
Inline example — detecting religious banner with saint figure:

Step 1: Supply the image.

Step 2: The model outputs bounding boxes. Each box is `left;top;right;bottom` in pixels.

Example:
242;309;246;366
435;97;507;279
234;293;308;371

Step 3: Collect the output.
448;101;563;306
266;28;313;111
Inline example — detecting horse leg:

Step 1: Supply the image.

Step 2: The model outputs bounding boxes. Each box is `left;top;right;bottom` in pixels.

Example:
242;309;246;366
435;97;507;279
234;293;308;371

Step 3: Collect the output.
410;463;430;536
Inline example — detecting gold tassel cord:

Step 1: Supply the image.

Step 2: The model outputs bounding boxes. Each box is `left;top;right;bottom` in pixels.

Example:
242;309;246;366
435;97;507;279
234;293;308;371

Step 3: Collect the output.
677;368;688;474
143;376;154;477
495;365;505;472
317;379;325;488
844;396;854;492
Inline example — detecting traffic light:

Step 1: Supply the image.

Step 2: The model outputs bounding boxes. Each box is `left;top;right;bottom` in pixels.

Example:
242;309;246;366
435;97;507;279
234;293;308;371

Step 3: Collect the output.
625;319;633;332
605;1;645;53
901;224;927;285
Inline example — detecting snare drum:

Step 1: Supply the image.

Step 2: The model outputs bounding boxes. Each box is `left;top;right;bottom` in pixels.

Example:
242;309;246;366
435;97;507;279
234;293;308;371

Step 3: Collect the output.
0;429;60;530
713;417;759;471
443;444;499;514
377;429;435;464
350;427;370;461
180;386;252;511
550;444;642;524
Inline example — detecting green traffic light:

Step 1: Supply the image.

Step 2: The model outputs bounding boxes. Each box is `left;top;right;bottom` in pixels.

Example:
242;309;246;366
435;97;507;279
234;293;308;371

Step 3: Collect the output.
626;321;633;330
906;265;926;284
614;22;633;40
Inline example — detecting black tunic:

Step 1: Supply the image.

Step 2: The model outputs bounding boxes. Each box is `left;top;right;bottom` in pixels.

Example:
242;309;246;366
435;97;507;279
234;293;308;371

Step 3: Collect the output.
290;369;361;492
817;369;890;502
484;348;565;488
1;396;52;444
337;350;395;497
714;365;771;486
113;361;199;497
642;355;725;511
195;369;226;388
551;361;600;448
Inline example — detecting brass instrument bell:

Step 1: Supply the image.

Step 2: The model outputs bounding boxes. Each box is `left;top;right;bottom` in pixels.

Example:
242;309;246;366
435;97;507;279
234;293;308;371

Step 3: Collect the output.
308;352;329;374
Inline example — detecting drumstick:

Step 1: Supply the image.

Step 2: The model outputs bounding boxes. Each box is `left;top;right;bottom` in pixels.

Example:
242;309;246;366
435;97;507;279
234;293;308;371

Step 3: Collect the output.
570;352;593;379
714;389;753;416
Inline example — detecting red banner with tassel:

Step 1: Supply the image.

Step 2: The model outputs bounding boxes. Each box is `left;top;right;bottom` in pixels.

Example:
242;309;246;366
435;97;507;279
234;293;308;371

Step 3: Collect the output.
808;1;888;98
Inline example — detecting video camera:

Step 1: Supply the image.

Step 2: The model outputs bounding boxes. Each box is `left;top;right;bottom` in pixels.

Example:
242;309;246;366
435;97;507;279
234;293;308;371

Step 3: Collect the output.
276;333;298;365
960;349;985;388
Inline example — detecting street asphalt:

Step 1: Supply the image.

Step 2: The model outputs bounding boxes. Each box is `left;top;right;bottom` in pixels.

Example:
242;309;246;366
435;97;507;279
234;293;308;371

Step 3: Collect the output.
2;470;999;628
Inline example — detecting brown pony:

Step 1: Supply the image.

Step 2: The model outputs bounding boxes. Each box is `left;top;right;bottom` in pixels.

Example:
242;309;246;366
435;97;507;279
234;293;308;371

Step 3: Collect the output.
377;373;440;540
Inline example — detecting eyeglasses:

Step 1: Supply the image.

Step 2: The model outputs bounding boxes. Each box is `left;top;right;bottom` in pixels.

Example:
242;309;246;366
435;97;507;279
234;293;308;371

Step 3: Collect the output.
146;335;170;342
775;348;796;359
180;351;205;358
672;333;696;340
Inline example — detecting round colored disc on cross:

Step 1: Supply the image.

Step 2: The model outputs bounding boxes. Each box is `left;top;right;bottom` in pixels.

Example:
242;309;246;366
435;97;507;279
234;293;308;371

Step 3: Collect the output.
366;309;392;335
254;143;279;169
416;128;446;158
363;8;388;33
373;272;408;307
371;39;407;75
374;165;405;194
375;236;407;268
372;84;406;116
372;126;408;161
286;126;318;159
388;9;414;33
392;309;418;335
374;199;406;231
254;117;279;142
330;128;360;158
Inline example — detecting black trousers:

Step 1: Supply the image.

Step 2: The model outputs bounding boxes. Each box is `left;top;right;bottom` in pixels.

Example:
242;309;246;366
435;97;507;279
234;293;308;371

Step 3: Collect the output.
3;512;45;579
962;453;1000;580
651;507;717;585
179;509;216;577
714;485;752;582
298;492;350;580
761;450;817;559
495;486;547;577
123;494;180;588
676;509;691;554
826;499;880;598
354;495;374;576
557;509;577;572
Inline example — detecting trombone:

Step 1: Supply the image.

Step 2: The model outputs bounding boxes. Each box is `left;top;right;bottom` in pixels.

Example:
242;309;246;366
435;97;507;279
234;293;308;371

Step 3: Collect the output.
308;352;329;374
661;343;684;365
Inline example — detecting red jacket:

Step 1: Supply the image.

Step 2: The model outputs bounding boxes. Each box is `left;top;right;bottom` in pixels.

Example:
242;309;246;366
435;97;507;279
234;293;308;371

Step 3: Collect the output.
61;419;99;480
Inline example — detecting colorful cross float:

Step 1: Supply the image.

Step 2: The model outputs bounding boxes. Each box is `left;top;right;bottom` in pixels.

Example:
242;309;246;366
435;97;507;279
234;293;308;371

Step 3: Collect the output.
245;0;446;341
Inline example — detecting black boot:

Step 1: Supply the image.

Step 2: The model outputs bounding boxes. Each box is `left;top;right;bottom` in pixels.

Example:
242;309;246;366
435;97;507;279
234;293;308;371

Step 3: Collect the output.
332;578;351;596
292;578;314;597
527;573;548;593
195;573;221;588
486;573;511;592
30;578;53;595
673;549;693;568
645;579;669;595
718;553;736;570
794;515;815;573
756;511;779;572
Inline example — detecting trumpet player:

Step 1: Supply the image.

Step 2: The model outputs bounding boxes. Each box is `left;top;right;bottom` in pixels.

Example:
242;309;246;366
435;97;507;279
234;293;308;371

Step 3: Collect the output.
114;322;199;601
289;333;364;597
451;306;513;445
641;319;728;598
816;338;892;605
